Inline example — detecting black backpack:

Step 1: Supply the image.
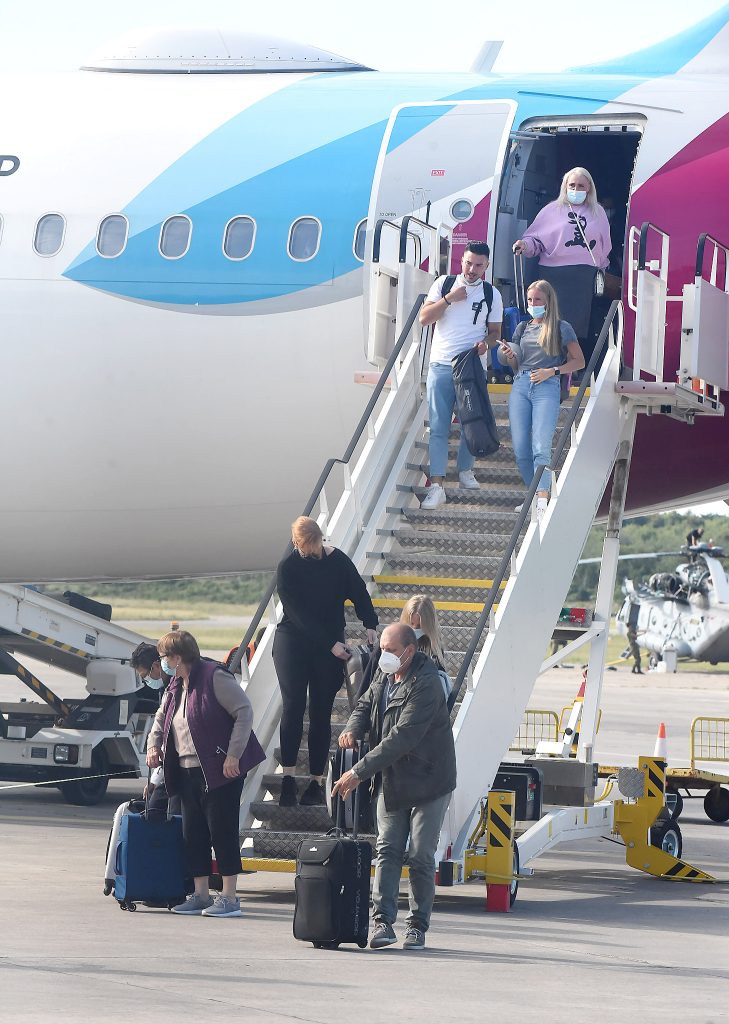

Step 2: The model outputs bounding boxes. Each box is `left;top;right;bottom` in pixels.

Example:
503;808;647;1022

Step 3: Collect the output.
441;276;493;325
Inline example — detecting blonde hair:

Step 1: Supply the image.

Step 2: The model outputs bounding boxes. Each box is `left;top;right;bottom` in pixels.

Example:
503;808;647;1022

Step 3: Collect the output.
400;595;445;667
291;516;323;552
557;166;599;214
528;280;563;358
158;630;200;663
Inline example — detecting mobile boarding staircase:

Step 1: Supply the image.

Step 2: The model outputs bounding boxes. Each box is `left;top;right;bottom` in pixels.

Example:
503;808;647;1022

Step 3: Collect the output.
233;220;727;897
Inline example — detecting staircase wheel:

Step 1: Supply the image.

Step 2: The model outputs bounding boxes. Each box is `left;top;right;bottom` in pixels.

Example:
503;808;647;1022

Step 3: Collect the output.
649;819;682;859
704;786;729;823
510;846;519;908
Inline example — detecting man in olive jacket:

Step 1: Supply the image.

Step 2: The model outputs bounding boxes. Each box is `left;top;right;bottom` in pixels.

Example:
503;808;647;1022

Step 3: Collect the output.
332;622;456;951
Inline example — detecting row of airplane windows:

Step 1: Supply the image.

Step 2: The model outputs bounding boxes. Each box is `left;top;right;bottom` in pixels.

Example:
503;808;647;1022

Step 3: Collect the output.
6;213;370;263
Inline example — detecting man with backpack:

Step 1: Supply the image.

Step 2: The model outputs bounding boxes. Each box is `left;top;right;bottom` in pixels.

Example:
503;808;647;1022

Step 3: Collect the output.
418;241;503;509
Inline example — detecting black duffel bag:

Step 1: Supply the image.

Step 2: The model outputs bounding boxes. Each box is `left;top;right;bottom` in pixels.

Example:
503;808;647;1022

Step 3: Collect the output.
451;345;500;458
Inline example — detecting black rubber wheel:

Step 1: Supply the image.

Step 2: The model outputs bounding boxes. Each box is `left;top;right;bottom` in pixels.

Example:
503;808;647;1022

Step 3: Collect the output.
60;748;109;806
666;790;684;819
357;939;368;949
119;902;127;911
510;846;520;908
704;786;729;823
649;819;683;859
128;902;137;912
312;943;323;949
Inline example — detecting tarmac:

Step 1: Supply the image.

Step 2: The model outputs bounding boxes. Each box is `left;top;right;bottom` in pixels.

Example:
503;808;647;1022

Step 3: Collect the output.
1;662;728;1023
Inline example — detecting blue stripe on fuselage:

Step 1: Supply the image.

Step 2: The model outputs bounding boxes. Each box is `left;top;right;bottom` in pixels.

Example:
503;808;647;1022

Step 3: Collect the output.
63;69;647;307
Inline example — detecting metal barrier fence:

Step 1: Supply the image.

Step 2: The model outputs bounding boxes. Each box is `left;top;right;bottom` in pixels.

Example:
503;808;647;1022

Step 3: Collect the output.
509;710;559;752
691;716;729;766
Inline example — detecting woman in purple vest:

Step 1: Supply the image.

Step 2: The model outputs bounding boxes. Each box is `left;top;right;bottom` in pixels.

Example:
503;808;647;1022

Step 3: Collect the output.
146;630;265;918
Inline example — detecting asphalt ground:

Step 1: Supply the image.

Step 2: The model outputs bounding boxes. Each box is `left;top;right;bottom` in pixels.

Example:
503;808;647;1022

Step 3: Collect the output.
1;663;728;1022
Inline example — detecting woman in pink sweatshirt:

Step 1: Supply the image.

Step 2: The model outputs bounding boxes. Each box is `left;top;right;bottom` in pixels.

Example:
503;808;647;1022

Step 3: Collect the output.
513;167;611;348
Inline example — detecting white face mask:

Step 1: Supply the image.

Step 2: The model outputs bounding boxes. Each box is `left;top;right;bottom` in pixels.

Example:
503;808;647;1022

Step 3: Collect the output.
144;675;164;691
379;650;402;674
413;628;424;639
567;189;587;205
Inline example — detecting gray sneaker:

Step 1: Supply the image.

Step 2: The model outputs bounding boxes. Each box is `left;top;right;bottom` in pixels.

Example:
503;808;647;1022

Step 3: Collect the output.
201;895;242;918
369;921;397;949
403;927;426;950
172;893;214;915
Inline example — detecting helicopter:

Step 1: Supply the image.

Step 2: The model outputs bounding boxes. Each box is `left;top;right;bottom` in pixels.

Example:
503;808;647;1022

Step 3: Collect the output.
615;542;729;671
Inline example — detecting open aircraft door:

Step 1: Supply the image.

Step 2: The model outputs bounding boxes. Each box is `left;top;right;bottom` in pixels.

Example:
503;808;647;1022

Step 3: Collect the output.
364;100;516;364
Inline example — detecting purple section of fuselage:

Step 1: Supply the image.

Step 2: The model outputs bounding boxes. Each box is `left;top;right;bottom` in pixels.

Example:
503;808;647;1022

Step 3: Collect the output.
617;113;729;512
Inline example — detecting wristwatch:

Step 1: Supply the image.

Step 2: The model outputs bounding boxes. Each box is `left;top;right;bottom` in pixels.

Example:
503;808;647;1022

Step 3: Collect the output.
554;367;560;376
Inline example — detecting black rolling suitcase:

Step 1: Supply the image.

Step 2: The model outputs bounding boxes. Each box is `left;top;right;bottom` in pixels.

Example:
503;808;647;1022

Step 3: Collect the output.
293;750;371;949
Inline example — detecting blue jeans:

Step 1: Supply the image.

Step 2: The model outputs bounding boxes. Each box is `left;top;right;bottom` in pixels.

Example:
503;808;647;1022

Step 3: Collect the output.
426;362;474;479
372;790;451;932
508;370;560;492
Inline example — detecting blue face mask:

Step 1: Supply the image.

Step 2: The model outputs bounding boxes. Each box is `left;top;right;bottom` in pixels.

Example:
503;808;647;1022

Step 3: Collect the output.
160;657;176;677
528;305;546;319
567;189;587;205
144;675;164;691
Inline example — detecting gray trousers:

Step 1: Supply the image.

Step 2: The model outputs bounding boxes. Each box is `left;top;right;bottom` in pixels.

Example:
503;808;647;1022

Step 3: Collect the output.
372;789;451;932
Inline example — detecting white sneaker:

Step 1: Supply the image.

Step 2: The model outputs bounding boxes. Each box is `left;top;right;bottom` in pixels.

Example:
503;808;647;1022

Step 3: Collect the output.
421;483;446;509
458;470;480;490
514;503;523;514
536;497;548;522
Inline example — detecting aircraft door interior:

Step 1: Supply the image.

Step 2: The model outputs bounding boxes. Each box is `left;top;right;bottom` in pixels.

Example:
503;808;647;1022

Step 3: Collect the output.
493;116;644;365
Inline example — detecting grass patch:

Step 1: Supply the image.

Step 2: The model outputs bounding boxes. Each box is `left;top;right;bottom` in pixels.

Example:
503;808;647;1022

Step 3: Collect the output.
110;600;258;622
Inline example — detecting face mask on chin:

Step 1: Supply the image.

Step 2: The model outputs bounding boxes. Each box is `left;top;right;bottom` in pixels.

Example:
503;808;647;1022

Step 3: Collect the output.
144;675;164;691
413;628;425;639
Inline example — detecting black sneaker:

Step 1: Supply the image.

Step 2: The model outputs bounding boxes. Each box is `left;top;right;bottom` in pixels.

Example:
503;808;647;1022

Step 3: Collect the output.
299;780;325;806
279;775;298;807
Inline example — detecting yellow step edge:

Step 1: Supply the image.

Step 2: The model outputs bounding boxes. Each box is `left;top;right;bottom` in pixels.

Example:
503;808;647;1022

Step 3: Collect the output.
487;382;589;398
374;574;506;590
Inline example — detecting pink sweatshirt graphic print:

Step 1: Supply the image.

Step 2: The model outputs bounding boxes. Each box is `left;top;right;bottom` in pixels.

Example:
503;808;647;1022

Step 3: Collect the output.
520;201;611;269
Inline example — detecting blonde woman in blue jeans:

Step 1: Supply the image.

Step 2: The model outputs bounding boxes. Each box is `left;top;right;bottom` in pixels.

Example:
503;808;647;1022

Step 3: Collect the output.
498;280;584;519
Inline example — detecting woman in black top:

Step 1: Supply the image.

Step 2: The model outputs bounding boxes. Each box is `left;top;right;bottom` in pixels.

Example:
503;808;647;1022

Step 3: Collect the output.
273;516;378;806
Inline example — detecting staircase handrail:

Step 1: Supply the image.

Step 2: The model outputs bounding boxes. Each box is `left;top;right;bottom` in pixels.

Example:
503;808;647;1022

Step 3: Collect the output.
695;232;729;285
446;299;622;712
229;293;428;674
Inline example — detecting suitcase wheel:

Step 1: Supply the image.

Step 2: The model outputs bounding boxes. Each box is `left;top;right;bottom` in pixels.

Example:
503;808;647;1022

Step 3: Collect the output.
127;901;137;912
313;941;339;950
357;939;368;949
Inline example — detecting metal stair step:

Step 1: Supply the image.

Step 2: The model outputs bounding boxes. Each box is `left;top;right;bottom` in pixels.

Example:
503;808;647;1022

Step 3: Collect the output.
398;484;524;508
404;463;523;487
382;527;513;555
349;602;489;628
372;576;505;602
240;830;376;861
392;505;524;532
369;551;505;578
414;440;518;465
250;800;336;832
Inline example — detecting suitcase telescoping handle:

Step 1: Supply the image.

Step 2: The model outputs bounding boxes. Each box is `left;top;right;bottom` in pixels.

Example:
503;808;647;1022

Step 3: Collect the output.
513;250;527;313
335;740;363;840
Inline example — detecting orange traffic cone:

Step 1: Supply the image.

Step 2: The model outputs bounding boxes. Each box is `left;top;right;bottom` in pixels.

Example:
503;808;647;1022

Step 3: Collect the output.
653;722;668;759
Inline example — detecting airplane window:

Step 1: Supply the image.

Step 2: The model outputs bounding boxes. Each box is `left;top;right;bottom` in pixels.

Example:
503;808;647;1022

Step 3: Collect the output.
96;215;129;258
450;199;474;223
33;214;65;256
223;216;256;260
159;215;192;259
288;217;321;261
353;219;367;261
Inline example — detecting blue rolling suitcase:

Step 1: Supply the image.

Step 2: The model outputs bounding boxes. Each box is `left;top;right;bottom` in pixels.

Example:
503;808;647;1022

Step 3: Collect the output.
113;806;188;912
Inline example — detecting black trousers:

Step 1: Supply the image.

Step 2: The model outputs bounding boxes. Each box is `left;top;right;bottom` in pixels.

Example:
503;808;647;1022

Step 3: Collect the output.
273;630;345;776
147;780;181;817
178;767;244;877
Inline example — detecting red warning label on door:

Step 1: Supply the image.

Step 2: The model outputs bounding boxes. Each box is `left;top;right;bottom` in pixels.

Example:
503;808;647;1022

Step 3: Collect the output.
431;169;446;176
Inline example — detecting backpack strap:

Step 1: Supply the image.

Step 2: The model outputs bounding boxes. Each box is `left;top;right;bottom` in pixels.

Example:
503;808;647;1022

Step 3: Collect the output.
441;275;456;299
512;319;527;343
470;280;493;325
